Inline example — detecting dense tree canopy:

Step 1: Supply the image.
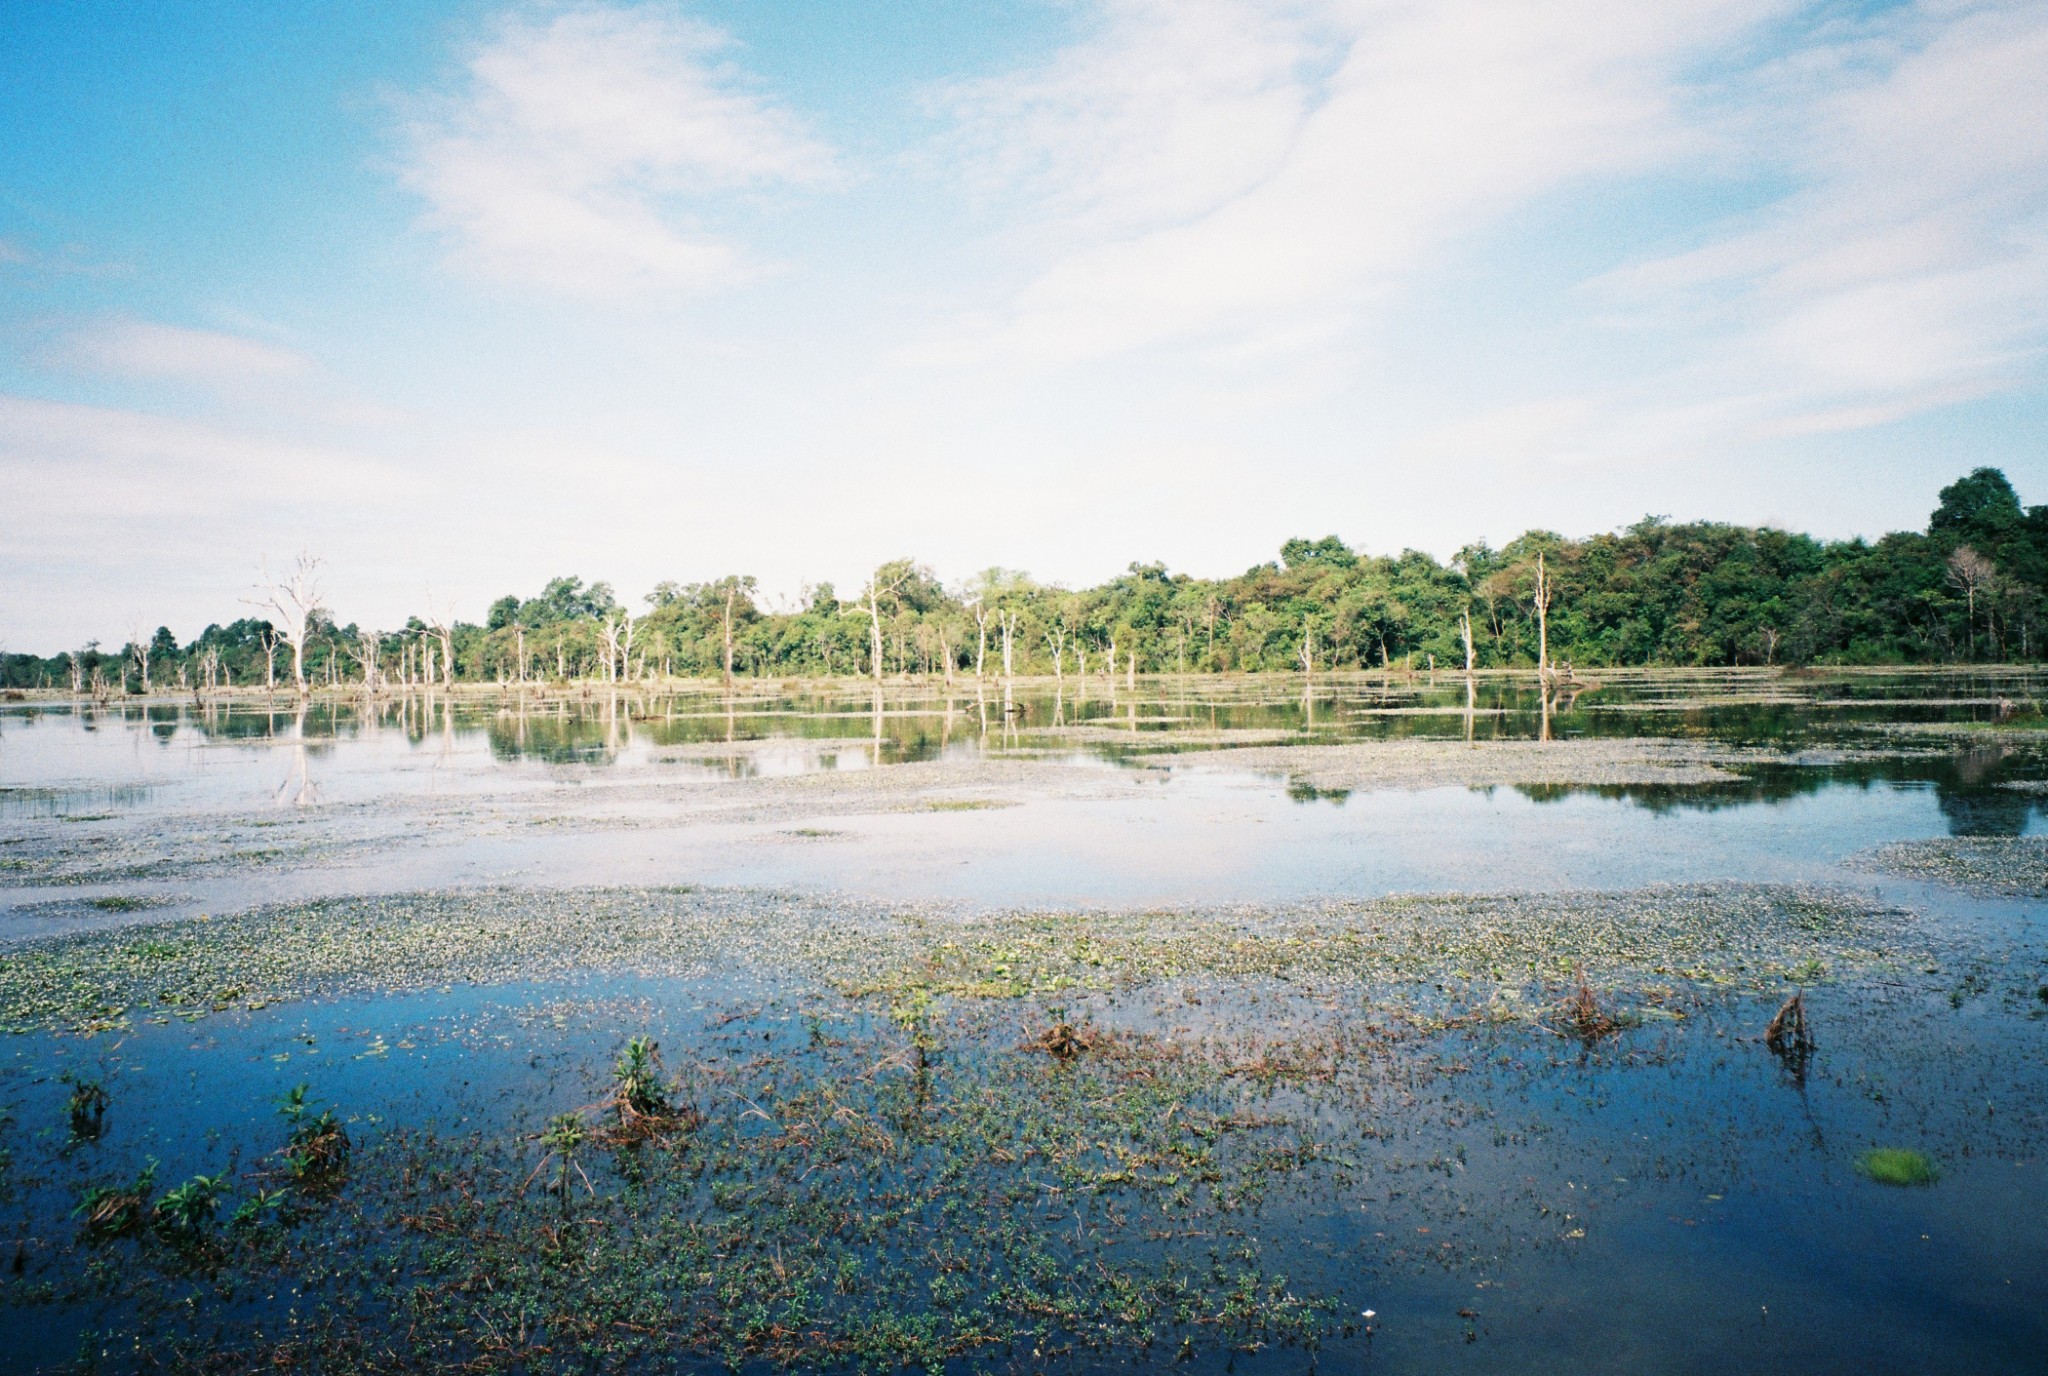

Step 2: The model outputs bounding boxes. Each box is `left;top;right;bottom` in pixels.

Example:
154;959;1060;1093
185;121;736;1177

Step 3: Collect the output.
8;469;2046;693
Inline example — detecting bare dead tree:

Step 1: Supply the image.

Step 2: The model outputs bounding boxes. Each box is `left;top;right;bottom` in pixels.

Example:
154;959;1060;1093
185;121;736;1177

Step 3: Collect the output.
195;645;222;697
1946;546;1996;659
251;554;323;696
850;563;914;686
1531;551;1552;678
969;598;989;679
1298;616;1315;677
257;629;279;693
998;608;1019;679
597;613;625;684
129;625;152;695
713;576;757;693
424;596;458;690
350;628;384;692
1043;619;1067;686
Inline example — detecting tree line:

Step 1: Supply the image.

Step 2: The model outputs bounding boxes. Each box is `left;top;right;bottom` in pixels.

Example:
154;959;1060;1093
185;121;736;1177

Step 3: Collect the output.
8;468;2046;696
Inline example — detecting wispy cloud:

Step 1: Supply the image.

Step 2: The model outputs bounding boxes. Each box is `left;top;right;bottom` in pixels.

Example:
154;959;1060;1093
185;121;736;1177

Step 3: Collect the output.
57;318;311;381
1605;1;2048;409
934;0;1784;364
0;393;401;517
398;2;831;297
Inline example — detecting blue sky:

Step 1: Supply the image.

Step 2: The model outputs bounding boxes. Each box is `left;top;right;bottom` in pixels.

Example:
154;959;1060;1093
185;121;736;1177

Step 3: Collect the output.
3;0;2045;646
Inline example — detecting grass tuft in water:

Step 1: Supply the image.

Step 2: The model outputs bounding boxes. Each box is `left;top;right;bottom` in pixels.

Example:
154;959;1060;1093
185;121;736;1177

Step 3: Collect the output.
152;1172;229;1244
63;1076;109;1141
1855;1147;1940;1187
278;1084;351;1189
74;1162;156;1242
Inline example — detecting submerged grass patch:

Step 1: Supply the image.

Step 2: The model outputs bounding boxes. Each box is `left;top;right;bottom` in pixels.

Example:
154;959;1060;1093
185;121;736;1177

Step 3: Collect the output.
1855;1147;1941;1186
0;877;2035;1376
1855;837;2048;898
0;883;1921;1036
19;997;1374;1373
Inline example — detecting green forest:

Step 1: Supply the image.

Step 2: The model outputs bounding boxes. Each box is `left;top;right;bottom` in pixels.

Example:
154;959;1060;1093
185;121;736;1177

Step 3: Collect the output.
10;468;2048;695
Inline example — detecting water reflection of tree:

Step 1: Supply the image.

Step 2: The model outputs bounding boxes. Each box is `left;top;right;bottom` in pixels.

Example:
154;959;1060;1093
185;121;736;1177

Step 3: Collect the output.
1933;749;2039;835
1513;752;2047;836
277;704;318;807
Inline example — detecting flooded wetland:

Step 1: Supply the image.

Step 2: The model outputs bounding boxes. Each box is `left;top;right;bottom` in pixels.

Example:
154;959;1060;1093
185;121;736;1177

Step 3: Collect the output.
2;668;2045;1374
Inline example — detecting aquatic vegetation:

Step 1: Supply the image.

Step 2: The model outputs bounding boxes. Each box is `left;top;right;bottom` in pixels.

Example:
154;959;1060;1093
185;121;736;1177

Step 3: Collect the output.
62;1076;109;1141
1031;1005;1097;1060
1856;837;2048;898
278;1084;350;1188
74;1162;156;1242
1766;991;1815;1053
151;1172;229;1243
0;882;1923;1037
611;1036;669;1118
607;1036;696;1143
1550;968;1626;1045
227;1187;286;1233
1855;1148;1940;1187
533;1111;591;1206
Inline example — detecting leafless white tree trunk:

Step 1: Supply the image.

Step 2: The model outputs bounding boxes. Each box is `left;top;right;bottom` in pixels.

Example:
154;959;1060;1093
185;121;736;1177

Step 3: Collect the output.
1947;546;1996;659
998;609;1018;679
851;564;913;686
598;614;624;684
351;628;383;692
972;601;989;679
1044;622;1066;685
422;596;458;690
1532;552;1552;677
129;626;152;695
252;553;323;696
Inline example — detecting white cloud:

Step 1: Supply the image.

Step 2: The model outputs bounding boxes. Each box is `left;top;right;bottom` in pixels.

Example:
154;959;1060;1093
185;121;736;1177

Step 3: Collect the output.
0;394;402;516
399;3;831;297
936;0;1329;239
935;0;1785;364
58;318;311;381
1566;0;2048;450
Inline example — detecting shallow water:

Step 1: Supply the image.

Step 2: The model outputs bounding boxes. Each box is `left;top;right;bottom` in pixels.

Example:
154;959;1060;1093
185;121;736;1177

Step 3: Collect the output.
1;670;2046;1373
3;671;2046;931
3;956;2043;1373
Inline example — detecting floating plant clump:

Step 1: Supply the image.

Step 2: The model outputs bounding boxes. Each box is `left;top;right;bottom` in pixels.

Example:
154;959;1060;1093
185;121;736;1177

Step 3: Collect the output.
1855;1148;1941;1187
